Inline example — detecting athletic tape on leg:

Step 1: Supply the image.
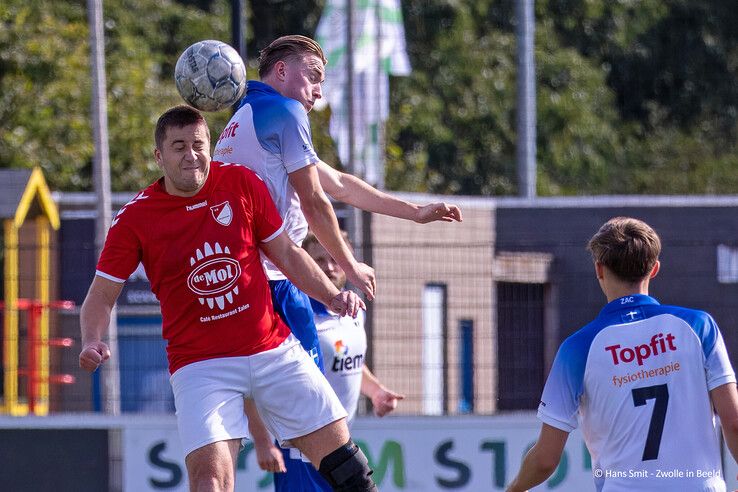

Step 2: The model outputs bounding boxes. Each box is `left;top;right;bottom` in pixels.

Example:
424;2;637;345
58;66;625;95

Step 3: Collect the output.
331;444;370;485
318;439;374;489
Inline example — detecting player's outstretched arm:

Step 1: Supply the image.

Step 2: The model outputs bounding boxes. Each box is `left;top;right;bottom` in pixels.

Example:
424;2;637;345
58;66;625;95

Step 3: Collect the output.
316;161;463;224
260;231;365;317
506;424;568;492
711;383;738;464
244;398;286;473
79;276;123;372
288;164;376;300
361;366;405;417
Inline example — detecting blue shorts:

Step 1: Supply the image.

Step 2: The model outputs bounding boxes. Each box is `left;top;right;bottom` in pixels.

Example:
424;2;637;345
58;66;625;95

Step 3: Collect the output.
273;445;331;492
269;279;324;371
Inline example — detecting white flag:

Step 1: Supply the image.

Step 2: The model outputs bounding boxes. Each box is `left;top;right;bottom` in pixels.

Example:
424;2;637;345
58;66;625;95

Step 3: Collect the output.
316;0;411;187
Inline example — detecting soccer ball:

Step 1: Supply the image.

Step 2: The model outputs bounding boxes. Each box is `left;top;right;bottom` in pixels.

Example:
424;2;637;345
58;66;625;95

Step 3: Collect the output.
174;40;246;112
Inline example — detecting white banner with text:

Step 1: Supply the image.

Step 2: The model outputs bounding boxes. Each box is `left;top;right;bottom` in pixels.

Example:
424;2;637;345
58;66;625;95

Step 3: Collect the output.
123;415;597;491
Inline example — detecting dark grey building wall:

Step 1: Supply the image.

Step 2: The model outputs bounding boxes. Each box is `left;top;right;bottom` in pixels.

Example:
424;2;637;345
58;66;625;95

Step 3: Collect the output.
496;205;738;362
0;429;108;491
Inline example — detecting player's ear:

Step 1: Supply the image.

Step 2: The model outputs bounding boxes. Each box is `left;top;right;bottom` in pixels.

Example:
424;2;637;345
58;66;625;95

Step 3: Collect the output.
649;260;660;279
153;148;162;167
275;60;287;81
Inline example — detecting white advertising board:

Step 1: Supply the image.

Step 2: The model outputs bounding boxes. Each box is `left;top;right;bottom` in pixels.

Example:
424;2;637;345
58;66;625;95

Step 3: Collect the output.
122;415;596;491
0;414;733;491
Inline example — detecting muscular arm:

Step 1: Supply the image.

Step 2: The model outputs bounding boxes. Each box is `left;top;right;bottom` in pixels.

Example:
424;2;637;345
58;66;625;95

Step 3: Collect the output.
506;424;568;492
289;164;376;299
711;383;738;463
79;276;124;372
316;161;462;223
361;366;405;417
260;231;364;316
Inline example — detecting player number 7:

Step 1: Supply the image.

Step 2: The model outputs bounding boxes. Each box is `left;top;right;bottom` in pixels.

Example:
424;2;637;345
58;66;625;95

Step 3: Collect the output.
631;383;669;461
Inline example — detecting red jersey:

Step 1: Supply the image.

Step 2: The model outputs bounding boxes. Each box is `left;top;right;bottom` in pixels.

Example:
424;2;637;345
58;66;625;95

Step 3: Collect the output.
96;161;291;373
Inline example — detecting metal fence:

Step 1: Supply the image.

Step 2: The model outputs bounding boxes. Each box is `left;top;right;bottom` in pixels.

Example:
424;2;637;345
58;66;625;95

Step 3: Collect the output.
6;194;738;419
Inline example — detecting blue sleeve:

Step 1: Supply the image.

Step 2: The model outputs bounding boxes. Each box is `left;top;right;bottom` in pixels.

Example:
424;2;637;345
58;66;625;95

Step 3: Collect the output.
667;308;737;391
251;97;319;173
537;334;589;432
693;312;736;390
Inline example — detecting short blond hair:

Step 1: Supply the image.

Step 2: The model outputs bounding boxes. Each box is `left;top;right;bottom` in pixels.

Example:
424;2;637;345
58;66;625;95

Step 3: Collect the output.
258;35;327;78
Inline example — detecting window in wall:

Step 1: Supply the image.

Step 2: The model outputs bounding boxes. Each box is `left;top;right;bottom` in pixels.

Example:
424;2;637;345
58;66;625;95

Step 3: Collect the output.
717;244;738;284
496;282;545;410
422;283;447;415
459;318;474;414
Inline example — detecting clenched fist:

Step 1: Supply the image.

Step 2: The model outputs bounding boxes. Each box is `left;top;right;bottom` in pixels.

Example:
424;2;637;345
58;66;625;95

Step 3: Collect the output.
79;341;111;372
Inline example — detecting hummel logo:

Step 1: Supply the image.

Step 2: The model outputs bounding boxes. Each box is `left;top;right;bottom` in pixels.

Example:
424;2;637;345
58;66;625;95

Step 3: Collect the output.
186;201;208;211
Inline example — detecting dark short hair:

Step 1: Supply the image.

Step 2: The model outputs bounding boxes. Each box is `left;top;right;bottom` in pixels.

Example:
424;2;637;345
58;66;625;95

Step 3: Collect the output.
587;217;661;283
258;35;327;78
155;105;210;149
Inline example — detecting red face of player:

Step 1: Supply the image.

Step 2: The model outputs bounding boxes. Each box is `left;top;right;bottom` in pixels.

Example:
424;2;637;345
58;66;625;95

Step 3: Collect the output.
305;241;346;290
280;53;324;113
154;122;211;197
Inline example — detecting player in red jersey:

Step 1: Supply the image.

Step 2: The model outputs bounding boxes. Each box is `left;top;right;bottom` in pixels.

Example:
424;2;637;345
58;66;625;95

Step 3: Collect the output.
79;105;378;491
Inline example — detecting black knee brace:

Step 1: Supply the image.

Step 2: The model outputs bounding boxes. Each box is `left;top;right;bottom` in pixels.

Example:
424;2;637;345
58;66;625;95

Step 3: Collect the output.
318;439;377;491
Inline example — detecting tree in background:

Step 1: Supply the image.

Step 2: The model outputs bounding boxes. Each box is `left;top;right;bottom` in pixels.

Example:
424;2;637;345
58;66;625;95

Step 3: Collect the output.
0;0;233;191
1;0;738;195
542;0;738;194
384;0;623;195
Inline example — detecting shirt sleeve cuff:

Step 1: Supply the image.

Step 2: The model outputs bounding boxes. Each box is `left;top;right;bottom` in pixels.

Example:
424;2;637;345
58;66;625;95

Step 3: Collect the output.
95;270;127;283
708;373;737;391
538;409;577;433
284;158;318;174
261;222;286;243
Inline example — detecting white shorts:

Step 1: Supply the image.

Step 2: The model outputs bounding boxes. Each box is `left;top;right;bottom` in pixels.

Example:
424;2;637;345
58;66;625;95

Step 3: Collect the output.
169;335;347;457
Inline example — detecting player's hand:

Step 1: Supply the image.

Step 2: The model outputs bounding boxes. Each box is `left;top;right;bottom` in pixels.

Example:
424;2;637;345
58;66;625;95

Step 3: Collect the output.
371;387;405;417
79;341;111;372
254;440;286;473
346;262;376;300
415;202;463;224
328;291;366;318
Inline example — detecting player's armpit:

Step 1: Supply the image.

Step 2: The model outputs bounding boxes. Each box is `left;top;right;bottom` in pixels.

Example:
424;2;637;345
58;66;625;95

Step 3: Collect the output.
288;166;376;300
314;160;344;197
288;162;324;199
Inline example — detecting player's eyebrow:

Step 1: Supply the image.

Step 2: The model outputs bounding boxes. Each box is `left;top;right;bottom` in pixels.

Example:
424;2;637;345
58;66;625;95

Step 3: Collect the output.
307;63;325;81
169;136;207;146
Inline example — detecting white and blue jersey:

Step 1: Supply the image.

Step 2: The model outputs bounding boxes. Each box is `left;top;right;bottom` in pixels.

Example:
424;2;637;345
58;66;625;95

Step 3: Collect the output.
539;294;735;491
313;298;367;425
214;81;323;369
214;80;319;281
